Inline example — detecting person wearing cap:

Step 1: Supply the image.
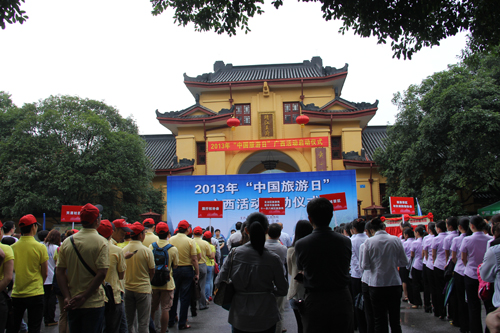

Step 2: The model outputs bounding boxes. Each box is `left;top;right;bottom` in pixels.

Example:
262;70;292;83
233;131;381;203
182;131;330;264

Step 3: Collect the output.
0;220;14;332
149;222;178;333
112;219;132;246
193;226;214;311
203;231;216;302
7;214;49;333
56;203;110;333
168;220;199;330
142;218;159;248
122;222;155;333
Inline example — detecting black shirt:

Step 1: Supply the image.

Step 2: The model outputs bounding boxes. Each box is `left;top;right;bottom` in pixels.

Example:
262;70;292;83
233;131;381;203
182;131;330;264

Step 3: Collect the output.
295;226;352;292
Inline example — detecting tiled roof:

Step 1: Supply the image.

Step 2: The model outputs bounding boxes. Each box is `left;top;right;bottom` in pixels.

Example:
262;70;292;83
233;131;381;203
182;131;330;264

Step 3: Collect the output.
362;126;388;160
301;98;378;113
142;134;177;170
184;57;348;83
156;105;233;119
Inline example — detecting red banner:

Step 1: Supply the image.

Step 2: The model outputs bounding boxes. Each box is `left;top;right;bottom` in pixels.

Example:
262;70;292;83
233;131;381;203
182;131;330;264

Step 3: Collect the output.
320;192;348;211
390;197;416;215
208;137;329;152
61;205;83;222
259;198;286;215
198;201;224;218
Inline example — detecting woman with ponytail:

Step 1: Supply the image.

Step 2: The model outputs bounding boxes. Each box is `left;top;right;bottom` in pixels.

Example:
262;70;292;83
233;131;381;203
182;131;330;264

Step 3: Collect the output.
215;212;288;333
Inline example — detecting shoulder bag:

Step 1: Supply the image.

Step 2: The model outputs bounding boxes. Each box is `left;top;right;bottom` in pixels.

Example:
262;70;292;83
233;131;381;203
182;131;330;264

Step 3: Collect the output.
214;249;235;310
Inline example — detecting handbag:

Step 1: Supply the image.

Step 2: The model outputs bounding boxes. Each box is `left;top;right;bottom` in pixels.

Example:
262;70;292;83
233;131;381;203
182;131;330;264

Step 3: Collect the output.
444;260;456;282
70;236;115;314
214;250;235;311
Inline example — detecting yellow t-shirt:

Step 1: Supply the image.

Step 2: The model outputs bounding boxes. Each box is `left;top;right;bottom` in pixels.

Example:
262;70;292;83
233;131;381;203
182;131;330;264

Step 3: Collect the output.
0;243;14;281
193;237;212;265
105;240;127;304
168;233;197;266
117;241;129;249
149;240;179;290
143;232;160;248
57;228;109;308
123;241;155;294
206;244;216;267
11;236;49;298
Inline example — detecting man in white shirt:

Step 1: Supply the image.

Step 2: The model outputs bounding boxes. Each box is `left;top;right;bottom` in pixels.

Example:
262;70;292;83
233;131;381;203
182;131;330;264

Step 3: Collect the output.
350;219;369;333
277;222;292;248
226;222;243;250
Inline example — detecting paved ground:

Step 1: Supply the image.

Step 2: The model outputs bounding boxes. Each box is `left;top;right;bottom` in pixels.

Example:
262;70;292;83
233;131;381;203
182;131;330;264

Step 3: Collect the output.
37;298;485;333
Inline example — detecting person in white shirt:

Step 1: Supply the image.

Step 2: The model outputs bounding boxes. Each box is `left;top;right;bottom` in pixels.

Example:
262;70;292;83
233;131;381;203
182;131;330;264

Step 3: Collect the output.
350;219;368;333
277;223;292;248
361;217;407;333
226;222;243;250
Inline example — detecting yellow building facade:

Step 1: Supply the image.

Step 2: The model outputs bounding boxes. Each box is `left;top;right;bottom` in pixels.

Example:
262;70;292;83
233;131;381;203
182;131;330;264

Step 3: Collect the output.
147;57;388;219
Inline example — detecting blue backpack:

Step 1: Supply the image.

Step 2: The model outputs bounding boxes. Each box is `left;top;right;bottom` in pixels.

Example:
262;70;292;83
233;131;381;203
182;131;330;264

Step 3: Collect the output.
151;242;173;287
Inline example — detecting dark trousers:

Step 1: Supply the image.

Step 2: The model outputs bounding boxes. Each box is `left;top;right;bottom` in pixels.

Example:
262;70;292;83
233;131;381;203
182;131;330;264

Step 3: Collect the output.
351;277;367;333
302;288;353;333
68;307;105;333
454;273;469;333
362;283;374;333
448;277;459;325
43;284;57;324
7;295;44;333
369;286;402;333
169;266;194;328
232;324;276;333
289;299;303;333
104;301;127;333
422;266;433;310
464;276;483;333
411;268;423;306
434;268;446;317
0;292;9;332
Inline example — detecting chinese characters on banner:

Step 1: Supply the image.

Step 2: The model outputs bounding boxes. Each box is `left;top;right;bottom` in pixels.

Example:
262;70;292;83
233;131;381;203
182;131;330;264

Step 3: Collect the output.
198;201;224;218
259;198;286;215
208;137;329;152
389;197;416;215
320;193;348;211
61;205;84;222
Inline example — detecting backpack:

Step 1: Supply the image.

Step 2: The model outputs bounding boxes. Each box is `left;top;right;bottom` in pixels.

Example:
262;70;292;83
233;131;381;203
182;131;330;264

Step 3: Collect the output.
151;242;173;287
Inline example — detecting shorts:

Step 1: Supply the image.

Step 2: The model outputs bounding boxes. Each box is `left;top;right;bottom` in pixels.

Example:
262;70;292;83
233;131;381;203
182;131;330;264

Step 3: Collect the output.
152;289;174;312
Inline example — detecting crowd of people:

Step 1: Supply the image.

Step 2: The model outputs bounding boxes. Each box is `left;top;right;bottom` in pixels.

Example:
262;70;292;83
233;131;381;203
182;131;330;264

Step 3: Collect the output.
0;200;499;333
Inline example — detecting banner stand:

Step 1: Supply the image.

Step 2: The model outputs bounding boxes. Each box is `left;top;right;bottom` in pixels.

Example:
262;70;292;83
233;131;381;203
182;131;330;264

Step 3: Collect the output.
72;222;75;229
334;211;338;226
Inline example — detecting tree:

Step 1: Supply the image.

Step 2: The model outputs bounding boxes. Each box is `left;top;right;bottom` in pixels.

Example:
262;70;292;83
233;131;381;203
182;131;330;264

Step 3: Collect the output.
0;94;165;221
0;0;27;29
150;0;500;59
373;47;500;219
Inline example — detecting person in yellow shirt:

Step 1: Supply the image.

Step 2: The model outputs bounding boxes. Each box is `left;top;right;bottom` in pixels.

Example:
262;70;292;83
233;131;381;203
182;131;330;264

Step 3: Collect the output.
203;231;216;302
97;220;128;333
56;203;109;333
0;220;14;332
149;222;178;333
142;218;159;248
123;222;155;333
111;219;133;246
8;214;48;333
193;226;214;311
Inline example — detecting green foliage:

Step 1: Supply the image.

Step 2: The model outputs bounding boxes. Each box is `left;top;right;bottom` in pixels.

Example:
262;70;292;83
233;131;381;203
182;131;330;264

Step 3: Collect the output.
0;0;28;29
374;47;500;219
0;94;165;221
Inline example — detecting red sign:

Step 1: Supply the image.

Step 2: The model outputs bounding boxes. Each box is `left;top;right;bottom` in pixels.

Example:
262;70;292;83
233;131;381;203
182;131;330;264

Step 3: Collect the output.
198;201;224;218
390;197;415;215
208;137;329;152
61;205;83;222
320;192;348;211
259;198;286;215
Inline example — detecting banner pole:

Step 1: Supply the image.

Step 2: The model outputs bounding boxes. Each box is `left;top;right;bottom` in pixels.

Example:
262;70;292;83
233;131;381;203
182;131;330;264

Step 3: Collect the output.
209;218;212;231
334;211;338;226
43;213;46;231
72;222;75;229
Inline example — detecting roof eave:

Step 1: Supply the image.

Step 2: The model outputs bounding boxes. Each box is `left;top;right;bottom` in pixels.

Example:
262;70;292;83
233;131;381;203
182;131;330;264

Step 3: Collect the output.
155;166;194;176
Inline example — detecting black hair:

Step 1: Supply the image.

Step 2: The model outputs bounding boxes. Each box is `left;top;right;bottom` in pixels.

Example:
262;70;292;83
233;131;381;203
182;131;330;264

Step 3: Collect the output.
131;232;143;241
37;230;49;242
458;216;471;235
178;227;187;234
20;224;34;235
268;223;282;239
491;214;500;225
470;215;486;232
215;229;220;233
365;221;373;233
292;220;313;246
344;222;352;237
352;219;366;233
415;226;426;237
158;232;169;240
205;226;214;234
404;228;415;238
307;198;333;227
2;221;15;234
235;222;243;231
370;217;384;231
436;221;447;233
428;222;437;236
245;212;269;256
1;237;16;246
402;222;412;229
446;216;458;230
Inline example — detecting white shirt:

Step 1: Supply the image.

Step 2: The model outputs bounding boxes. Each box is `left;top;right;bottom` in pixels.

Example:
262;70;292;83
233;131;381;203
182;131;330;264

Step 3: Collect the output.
480;244;500;307
361;230;408;287
279;232;292;248
359;243;371;285
44;243;59;285
350;233;368;279
227;230;242;250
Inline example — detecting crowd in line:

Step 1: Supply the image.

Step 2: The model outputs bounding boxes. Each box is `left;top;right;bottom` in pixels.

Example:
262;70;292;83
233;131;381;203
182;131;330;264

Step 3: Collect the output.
1;199;500;333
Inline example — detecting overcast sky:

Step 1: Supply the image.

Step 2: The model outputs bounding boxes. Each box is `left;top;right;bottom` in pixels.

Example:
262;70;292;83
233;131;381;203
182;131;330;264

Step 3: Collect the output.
1;0;467;135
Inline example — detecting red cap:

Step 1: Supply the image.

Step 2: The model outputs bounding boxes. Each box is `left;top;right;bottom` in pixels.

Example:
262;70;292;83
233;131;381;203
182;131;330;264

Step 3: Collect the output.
174;228;179;235
143;218;155;227
156;222;169;234
129;221;145;236
203;231;212;239
0;220;3;228
97;219;113;239
19;214;38;227
80;203;100;224
71;229;79;234
113;219;132;232
193;226;203;235
178;220;189;230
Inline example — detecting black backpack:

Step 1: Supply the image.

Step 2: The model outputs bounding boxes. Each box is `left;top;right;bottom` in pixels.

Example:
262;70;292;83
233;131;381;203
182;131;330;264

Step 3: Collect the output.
151;242;173;287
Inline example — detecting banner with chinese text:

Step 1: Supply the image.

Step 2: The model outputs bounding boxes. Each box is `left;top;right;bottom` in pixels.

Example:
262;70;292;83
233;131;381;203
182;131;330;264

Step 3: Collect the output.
208;137;329;152
198;201;224;218
167;170;357;239
61;205;83;222
390;197;416;215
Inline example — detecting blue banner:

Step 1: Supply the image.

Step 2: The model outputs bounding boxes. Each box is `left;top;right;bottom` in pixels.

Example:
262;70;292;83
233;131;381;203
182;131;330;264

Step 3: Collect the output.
166;170;357;240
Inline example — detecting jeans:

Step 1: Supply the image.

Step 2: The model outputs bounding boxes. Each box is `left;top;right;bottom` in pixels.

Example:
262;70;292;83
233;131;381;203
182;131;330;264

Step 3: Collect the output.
369;285;402;333
205;265;214;299
168;266;194;328
7;295;44;333
43;284;57;324
125;290;152;333
198;263;208;310
105;300;127;333
68;307;105;333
